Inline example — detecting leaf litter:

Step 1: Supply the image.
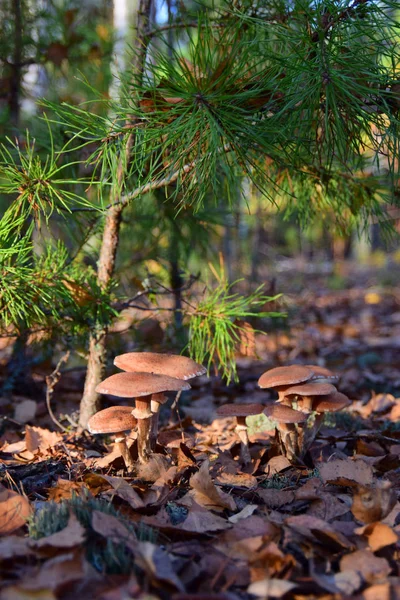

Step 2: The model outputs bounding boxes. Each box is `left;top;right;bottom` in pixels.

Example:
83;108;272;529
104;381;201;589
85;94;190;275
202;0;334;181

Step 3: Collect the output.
1;277;400;598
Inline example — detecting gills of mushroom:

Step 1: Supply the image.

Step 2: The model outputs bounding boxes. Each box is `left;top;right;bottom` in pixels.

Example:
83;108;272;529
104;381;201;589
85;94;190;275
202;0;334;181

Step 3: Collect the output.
95;371;191;464
87;406;137;470
216;403;264;465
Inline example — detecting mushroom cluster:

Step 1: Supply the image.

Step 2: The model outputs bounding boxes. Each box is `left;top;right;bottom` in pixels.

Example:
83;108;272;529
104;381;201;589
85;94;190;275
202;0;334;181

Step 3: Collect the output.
258;365;351;460
88;353;206;466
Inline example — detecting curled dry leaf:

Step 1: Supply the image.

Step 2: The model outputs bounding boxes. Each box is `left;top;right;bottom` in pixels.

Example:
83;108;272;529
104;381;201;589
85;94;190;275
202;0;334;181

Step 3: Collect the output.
99;475;144;509
0;483;32;535
188;460;236;512
319;459;374;486
285;515;353;549
25;426;62;454
228;504;258;523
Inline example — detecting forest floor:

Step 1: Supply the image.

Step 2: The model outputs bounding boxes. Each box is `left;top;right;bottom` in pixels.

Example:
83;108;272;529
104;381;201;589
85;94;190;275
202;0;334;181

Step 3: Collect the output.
1;257;400;600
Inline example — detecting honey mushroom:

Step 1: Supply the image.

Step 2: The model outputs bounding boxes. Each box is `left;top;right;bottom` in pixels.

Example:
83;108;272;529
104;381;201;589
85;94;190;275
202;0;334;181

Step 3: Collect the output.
114;352;206;450
216;403;264;464
87;406;137;470
95;372;190;464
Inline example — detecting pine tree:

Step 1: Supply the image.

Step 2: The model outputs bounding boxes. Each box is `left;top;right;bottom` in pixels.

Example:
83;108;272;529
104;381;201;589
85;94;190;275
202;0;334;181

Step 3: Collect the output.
1;0;399;426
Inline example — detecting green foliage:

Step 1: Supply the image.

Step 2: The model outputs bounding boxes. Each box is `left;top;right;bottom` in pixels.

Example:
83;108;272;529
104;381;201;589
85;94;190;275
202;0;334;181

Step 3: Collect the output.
188;262;284;382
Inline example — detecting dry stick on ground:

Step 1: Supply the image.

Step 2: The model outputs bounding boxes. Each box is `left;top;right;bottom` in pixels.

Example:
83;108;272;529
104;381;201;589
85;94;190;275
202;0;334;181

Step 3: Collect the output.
78;0;153;429
45;351;70;432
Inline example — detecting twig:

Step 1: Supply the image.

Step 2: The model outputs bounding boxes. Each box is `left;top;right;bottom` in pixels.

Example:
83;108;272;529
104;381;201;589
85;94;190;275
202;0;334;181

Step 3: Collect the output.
45;351;71;432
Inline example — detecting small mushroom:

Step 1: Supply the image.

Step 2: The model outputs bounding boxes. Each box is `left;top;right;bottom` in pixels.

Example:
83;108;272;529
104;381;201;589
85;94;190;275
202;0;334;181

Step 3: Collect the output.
263;404;308;459
313;391;352;413
88;406;137;470
216;403;264;464
95;372;190;464
282;382;337;412
114;352;206;450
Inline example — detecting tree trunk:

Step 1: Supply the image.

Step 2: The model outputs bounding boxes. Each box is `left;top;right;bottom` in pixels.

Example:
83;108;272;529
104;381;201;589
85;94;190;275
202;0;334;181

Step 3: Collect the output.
10;0;22;127
78;0;153;428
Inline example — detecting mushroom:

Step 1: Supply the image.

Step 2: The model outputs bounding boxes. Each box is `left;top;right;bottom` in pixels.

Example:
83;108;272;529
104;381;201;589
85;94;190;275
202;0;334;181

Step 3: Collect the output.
258;365;315;402
263;403;308;459
95;372;190;464
88;406;137;470
114;352;206;450
282;382;337;412
216;403;264;464
305;365;339;385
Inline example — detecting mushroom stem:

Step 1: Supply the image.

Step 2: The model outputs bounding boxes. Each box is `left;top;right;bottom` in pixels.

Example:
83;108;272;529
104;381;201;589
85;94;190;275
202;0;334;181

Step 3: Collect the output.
300;412;324;457
136;399;152;463
150;401;160;451
276;423;299;460
236;417;251;464
115;433;135;470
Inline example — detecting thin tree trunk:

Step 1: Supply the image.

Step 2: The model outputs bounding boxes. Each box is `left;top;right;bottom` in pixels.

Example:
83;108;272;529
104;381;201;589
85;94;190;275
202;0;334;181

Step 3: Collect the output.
79;0;153;428
10;0;22;127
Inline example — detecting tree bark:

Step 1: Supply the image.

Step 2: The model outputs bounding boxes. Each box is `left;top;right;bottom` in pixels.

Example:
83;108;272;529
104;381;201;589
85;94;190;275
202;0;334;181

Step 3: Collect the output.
78;0;153;428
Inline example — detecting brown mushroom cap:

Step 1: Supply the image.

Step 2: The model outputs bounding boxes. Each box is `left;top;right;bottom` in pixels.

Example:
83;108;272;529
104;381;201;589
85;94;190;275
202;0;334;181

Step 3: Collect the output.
216;403;264;418
263;404;308;423
96;372;191;398
282;382;337;398
114;352;206;380
305;365;339;383
313;391;352;413
88;406;137;434
258;366;314;389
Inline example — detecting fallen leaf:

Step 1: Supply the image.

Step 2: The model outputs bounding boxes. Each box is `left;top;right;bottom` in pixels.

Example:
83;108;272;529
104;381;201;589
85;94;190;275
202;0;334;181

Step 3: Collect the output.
0;483;32;535
256;488;296;508
340;549;391;583
215;471;257;489
91;510;136;552
229;504;258;523
0;588;56;600
33;513;86;549
25;426;62;454
355;521;398;552
47;478;87;502
0;536;34;559
264;456;292;475
285;515;353;549
188;460;236;512
319;458;374;486
21;549;96;591
135;541;184;591
100;475;144;509
248;578;296;598
351;480;396;523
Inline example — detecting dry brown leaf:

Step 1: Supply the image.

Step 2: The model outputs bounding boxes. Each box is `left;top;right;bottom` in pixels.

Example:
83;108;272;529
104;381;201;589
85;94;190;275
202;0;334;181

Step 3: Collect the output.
340;549;391;584
355;521;398;552
247;578;296;598
0;536;34;559
0;483;32;535
33;513;86;549
47;478;87;502
361;582;392;600
100;475;144;509
215;471;257;489
91;510;137;552
351;480;396;523
135;541;184;591
144;503;231;533
21;549;96;591
285;515;353;549
264;455;292;475
256;488;296;508
319;458;374;486
228;504;258;523
25;426;62;454
188;460;236;512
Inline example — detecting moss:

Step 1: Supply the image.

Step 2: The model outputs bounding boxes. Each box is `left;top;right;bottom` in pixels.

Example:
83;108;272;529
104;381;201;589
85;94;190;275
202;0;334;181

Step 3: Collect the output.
28;492;155;574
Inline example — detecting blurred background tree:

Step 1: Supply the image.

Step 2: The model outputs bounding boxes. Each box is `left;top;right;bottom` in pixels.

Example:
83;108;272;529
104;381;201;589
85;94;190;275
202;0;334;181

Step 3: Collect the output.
0;0;399;427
